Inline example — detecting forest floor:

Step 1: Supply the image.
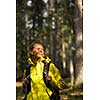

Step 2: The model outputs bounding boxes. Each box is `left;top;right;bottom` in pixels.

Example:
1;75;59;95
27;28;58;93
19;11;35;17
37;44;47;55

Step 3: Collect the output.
16;81;83;100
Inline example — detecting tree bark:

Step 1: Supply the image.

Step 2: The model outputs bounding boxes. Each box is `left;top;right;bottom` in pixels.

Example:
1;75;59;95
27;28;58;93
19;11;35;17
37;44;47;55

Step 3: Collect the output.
73;0;83;86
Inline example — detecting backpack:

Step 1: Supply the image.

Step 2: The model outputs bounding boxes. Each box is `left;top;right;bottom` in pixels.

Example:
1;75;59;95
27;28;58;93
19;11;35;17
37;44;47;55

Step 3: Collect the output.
43;60;60;100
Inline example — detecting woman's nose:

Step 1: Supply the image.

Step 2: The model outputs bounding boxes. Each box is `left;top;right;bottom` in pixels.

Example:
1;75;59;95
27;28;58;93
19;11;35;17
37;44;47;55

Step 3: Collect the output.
39;49;43;53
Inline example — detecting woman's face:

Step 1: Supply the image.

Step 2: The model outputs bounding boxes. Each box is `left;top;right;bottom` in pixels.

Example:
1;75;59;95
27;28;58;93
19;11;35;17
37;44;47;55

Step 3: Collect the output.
32;43;44;58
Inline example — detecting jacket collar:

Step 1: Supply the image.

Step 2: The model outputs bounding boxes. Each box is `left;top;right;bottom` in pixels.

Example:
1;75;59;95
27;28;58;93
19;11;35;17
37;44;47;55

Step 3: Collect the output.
27;56;51;65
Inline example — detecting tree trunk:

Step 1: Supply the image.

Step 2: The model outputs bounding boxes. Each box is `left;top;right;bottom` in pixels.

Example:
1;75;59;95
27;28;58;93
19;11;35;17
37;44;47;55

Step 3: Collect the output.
48;0;57;63
62;33;66;75
69;35;75;85
25;14;30;54
70;58;74;84
73;0;83;86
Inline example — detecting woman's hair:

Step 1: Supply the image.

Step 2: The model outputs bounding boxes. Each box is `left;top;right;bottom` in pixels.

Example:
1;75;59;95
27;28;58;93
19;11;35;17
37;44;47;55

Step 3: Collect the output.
28;41;44;58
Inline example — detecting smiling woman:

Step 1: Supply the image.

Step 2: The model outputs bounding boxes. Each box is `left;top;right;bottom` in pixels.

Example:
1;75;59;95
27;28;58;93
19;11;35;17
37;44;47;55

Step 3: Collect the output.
28;41;45;63
32;43;44;58
22;41;67;100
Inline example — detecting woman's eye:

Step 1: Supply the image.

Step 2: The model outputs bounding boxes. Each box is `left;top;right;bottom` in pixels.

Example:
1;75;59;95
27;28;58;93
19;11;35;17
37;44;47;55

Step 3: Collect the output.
37;48;40;50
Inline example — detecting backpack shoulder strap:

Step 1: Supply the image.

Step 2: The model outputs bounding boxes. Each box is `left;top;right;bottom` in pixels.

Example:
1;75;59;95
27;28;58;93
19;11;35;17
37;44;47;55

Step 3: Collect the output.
24;63;31;94
43;60;51;77
26;64;31;79
43;61;60;100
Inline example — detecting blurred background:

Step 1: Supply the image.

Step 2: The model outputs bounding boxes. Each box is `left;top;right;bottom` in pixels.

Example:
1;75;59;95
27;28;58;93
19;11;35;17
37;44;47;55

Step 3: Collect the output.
16;0;83;100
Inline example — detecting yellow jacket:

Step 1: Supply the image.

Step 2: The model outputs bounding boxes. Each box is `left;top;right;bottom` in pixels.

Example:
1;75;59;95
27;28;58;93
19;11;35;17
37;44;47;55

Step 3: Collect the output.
23;56;66;100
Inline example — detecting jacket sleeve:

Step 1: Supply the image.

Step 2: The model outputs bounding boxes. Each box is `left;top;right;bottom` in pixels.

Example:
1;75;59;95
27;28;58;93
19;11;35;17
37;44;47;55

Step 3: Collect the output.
49;63;67;90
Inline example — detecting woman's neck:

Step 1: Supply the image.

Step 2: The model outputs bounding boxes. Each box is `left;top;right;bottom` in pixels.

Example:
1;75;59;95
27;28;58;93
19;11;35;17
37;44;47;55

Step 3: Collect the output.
31;56;40;64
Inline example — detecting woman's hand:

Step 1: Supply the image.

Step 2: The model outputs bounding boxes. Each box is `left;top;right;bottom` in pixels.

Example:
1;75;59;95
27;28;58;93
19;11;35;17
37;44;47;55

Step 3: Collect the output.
46;76;52;81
